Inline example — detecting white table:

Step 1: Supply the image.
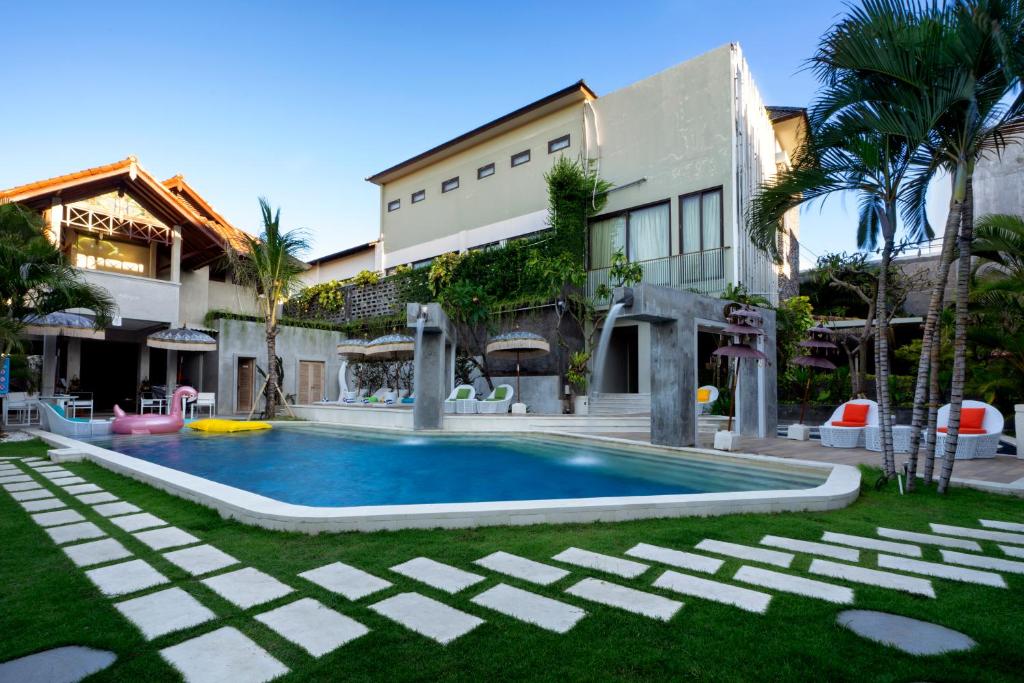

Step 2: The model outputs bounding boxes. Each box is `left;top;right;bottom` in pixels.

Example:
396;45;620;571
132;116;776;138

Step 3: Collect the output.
456;398;478;414
865;425;912;453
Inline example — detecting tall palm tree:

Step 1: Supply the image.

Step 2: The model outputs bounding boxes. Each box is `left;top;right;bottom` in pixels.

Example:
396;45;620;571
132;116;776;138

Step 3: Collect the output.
229;198;309;418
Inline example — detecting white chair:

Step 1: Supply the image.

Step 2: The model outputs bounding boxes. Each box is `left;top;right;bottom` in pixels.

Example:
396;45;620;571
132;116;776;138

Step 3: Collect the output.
819;399;878;448
934;400;1004;460
477;384;515;414
190;392;216;418
140;395;165;414
444;385;476;414
3;392;39;425
67;393;94;421
696;385;720;415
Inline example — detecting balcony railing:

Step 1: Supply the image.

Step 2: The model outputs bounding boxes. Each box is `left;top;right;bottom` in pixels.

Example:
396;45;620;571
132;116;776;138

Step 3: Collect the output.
586;248;729;301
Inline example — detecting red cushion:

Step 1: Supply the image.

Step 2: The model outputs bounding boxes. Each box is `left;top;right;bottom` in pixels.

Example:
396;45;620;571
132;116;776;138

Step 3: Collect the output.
937;426;987;435
961;407;986;430
841;403;870;425
831;421;867;427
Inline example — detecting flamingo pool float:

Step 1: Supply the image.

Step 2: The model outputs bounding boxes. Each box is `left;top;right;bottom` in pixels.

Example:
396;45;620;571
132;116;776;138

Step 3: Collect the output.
113;386;197;435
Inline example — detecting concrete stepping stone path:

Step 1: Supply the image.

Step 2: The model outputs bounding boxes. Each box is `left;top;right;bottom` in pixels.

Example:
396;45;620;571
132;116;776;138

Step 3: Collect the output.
61;483;101;494
566;577;682;621
929;523;1024;545
979;519;1024;533
0;646;116;683
109;512;167;532
201;567;295;608
877;554;1007;588
759;535;859;562
46;521;106;545
18;497;66;513
652;570;772;614
821;532;922;557
63;538;133;568
391;557;485;594
474;551;570;585
255;598;369;656
160;626;289;683
116;587;217;640
75;491;118;504
298;561;392;600
3;481;43;492
10;488;53;501
808;559;935;598
999;544;1024;559
552;547;649;578
624;542;724;574
32;465;65;473
472;583;586;633
0;474;33;484
876;527;982;551
85;559;170;597
132;526;200;551
163;544;240;576
92;501;141;517
39;469;74;480
695;540;794;568
939;549;1024;575
370;592;484;645
837;610;976;655
31;509;86;528
734;566;854;604
54;477;88;487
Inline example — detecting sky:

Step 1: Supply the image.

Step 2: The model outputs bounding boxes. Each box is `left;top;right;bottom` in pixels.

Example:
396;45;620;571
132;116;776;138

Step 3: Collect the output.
2;1;950;270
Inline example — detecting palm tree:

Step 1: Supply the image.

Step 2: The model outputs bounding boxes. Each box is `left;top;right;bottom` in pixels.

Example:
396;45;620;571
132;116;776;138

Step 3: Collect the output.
229;198;309;418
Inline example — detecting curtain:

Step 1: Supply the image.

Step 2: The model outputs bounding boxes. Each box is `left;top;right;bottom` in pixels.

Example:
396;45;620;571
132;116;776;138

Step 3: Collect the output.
628;204;670;262
702;190;722;249
681;195;701;253
589;215;626;269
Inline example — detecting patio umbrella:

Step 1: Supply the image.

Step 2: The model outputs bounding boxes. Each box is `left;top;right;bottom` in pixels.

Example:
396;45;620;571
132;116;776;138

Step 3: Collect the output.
365;333;416;394
711;308;768;433
22;312;105;340
146;327;217;352
790;323;838;424
336;338;370;357
485;330;551;399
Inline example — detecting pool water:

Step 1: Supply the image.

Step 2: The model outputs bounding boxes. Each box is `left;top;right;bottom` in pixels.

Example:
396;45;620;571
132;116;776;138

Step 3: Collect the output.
87;426;825;508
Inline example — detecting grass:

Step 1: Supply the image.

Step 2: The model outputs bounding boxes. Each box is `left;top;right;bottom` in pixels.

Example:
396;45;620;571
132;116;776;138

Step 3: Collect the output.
1;438;1022;682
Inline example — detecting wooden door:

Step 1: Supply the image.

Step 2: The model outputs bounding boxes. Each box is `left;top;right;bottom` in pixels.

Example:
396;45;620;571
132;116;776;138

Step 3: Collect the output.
237;357;255;413
298;360;325;404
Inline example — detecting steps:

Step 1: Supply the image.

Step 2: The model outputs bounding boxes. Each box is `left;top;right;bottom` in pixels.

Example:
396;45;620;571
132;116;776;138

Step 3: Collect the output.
589;393;651;416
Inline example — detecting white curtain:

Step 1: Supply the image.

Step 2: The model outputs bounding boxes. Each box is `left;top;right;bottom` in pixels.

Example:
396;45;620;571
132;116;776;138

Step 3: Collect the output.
702;190;722;249
628;204;670;262
589;215;626;269
681;195;701;253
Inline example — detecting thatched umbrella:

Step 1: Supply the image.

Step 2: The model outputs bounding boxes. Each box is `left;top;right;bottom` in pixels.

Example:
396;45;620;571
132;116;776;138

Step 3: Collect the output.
146;327;217;352
336;338;369;358
23;312;105;340
485;330;551;399
366;333;416;393
791;323;838;424
711;306;768;432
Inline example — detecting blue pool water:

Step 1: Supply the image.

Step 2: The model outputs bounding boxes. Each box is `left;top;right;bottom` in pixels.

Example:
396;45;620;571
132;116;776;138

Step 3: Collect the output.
87;426;825;507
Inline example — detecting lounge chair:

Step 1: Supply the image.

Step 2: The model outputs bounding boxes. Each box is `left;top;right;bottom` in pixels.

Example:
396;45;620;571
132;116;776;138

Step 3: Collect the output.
401;393;415;405
819;399;878;448
477;384;515;414
935;400;1004;460
696;385;719;415
190;392;216;418
443;385;476;414
37;401;112;437
361;387;390;405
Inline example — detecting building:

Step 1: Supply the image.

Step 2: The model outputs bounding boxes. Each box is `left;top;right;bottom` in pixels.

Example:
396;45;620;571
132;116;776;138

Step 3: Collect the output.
301;241;379;285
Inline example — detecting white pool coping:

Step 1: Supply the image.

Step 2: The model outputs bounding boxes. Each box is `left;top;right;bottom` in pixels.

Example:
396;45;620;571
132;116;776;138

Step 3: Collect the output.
27;425;860;533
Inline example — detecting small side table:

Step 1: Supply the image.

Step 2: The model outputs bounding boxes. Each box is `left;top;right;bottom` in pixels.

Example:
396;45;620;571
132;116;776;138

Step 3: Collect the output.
456;398;478;414
865;425;913;453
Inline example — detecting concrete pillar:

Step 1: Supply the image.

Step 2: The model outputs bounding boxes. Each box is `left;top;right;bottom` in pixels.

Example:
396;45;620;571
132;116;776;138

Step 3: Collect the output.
649;317;697;447
42;336;58;396
49;198;63;247
166;350;178;410
66;339;82;384
170;226;182;283
737;351;759;437
408;303;457;431
138;344;150;386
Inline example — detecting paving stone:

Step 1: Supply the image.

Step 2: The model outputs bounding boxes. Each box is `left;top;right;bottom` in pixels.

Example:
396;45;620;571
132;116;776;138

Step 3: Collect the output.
116;587;216;640
0;474;33;484
939;549;1024;575
999;544;1024;559
39;469;74;480
652;570;772;614
369;592;484;645
201;567;295;608
108;512;167;532
876;527;983;551
0;466;21;474
62;538;133;568
3;481;43;492
163;544;240;576
979;519;1024;533
31;509;86;528
85;559;170;597
877;554;1007;588
808;559;935;597
695;539;794;568
734;565;854;604
31;465;64;472
552;547;649;578
61;483;101;494
54;477;87;487
566;577;682;621
929;523;1024;545
132;526;200;551
624;543;724;574
255;597;369;656
92;501;141;517
474;551;570;585
390;557;485;594
838;609;976;655
298;561;392;599
759;535;860;562
0;645;116;683
821;532;922;557
18;497;66;512
472;583;586;633
160;626;289;683
45;521;106;545
75;491;119;504
10;488;52;501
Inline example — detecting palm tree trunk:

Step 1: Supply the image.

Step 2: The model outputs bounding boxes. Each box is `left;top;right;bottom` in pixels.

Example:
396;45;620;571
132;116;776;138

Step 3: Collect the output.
875;230;896;478
922;316;943;484
265;325;279;419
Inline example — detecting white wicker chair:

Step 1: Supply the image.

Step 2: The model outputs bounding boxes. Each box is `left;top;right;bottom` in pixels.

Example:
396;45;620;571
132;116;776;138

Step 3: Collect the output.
444;385;476;414
819;399;878;448
934;400;1003;460
477;384;515;414
696;385;720;415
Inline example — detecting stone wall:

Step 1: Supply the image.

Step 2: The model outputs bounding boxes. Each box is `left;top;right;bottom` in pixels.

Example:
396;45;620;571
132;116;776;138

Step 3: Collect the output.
285;278;401;324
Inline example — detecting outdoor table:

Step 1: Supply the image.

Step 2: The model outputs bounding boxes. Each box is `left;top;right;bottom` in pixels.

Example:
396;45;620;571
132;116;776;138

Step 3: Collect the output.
865;425;912;453
456;398;479;414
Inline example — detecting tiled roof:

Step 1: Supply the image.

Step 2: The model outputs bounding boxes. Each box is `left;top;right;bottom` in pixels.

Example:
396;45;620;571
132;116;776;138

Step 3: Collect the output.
162;175;253;253
766;106;807;123
0;157;134;200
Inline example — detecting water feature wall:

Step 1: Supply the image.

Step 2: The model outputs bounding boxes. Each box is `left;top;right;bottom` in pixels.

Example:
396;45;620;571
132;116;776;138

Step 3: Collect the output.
407;303;457;430
591;301;625;397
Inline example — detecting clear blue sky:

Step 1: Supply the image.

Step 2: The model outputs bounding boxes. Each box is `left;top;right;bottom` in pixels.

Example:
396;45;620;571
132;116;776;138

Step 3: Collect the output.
3;1;948;268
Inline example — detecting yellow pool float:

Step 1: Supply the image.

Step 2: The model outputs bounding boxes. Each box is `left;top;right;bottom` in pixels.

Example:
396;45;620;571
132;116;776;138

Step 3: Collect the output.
188;419;272;433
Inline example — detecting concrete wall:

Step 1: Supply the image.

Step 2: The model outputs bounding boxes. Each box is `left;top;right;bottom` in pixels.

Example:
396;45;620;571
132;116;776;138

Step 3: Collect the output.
975;140;1024;218
474;375;562;414
301;248;378;285
81;270;180;324
207;279;260;318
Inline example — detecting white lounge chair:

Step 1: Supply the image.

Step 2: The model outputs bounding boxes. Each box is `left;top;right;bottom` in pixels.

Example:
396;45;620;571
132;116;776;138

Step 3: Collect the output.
819;399;878;448
696;385;719;415
934;400;1004;460
37;401;112;437
190;392;216;418
361;387;390;405
477;384;515;414
444;385;476;414
3;392;39;425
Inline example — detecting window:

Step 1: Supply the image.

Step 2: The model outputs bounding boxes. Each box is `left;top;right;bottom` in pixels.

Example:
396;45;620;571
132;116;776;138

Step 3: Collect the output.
411;189;425;204
412;257;434;270
510;150;531;167
442;176;459;193
387;199;401;212
72;234;151;277
548;134;570;153
679;187;723;253
477;163;495;179
588;202;670;269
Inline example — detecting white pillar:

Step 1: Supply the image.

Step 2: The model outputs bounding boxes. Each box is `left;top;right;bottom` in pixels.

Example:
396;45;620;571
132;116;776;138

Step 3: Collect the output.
166;350;178;413
49;198;63;247
66;339;82;384
170;226;182;283
42;336;58;396
138;344;150;386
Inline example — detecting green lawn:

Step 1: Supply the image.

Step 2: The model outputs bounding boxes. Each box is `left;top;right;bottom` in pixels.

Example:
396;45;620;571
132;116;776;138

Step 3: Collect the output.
1;437;1022;682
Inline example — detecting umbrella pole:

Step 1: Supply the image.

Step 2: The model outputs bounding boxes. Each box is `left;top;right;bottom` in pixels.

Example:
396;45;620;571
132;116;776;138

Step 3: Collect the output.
799;371;813;425
516;350;521;399
727;359;738;433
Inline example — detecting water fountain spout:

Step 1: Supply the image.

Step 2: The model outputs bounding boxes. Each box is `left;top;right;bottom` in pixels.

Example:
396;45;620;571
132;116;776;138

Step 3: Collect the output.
615;287;634;308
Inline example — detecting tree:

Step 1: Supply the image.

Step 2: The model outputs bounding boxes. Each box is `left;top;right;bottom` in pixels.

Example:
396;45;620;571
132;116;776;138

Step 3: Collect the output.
230;198;309;418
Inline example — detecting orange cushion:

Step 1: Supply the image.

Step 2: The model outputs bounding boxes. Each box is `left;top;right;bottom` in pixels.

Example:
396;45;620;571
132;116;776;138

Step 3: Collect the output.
697;388;711;403
961;407;986;430
841;403;869;425
831;421;867;428
937;426;987;435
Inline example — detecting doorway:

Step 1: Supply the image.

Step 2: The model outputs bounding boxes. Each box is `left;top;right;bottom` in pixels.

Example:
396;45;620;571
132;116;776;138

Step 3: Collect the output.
604;326;640;393
236;357;255;413
79;340;140;411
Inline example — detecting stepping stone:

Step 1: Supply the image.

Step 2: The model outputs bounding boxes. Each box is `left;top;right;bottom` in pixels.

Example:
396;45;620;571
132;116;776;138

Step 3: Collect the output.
255;597;368;656
62;483;101;494
759;535;859;562
838;610;976;655
0;474;32;484
0;646;116;683
734;566;854;604
76;492;119;504
472;583;586;633
390;557;485;594
625;542;724;574
474;551;570;585
39;469;74;480
369;592;484;645
3;482;42;492
46;522;106;545
299;561;392;600
160;626;288;683
695;539;794;568
54;477;87;487
940;549;1024;575
653;570;772;614
31;509;85;528
132;526;200;551
63;538;133;567
92;501;141;517
32;465;64;473
876;527;983;551
808;559;935;597
163;544;240;576
999;544;1024;559
929;523;1024;545
18;497;66;513
821;532;922;557
566;577;682;621
109;512;167;532
877;554;1007;588
116;587;216;640
11;488;52;501
85;559;170;597
979;519;1024;533
202;567;294;608
552;547;649;578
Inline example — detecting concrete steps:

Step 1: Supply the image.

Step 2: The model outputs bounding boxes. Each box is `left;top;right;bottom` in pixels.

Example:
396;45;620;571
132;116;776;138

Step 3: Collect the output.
589;393;651;416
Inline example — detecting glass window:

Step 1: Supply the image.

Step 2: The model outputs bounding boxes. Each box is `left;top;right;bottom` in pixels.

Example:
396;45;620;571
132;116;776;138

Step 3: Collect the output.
441;176;459;193
627;203;670;262
387;199;401;212
702;190;722;249
511;150;530;167
680;187;723;252
589;215;626;269
477;163;495;179
411;189;425;204
548;135;570;153
72;234;150;277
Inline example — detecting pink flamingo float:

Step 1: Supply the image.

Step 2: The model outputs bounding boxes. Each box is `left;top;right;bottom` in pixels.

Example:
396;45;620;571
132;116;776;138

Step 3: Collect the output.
112;386;197;435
